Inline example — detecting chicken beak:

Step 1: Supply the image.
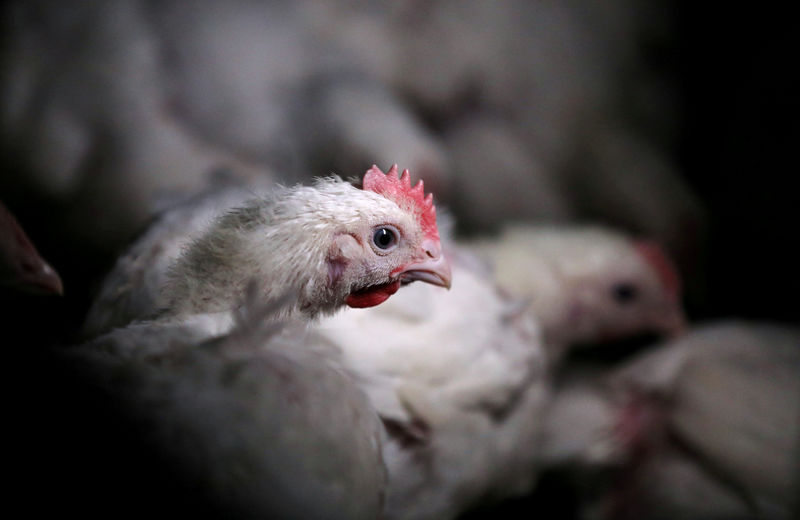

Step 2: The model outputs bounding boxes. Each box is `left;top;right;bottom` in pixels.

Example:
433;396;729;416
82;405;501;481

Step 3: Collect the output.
398;240;452;289
20;261;64;295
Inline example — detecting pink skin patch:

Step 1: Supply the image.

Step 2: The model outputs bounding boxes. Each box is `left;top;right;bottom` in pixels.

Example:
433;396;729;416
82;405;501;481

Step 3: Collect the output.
346;280;401;308
362;165;440;242
327;257;348;288
633;240;682;302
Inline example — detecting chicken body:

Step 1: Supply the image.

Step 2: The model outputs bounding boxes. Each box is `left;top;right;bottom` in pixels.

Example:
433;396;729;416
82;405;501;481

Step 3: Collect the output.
315;249;547;520
538;321;800;520
75;296;386;520
608;321;800;520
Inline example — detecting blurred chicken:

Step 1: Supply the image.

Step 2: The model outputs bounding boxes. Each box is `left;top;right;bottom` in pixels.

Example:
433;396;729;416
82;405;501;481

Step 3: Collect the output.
83;165;450;336
569;119;708;283
0;200;62;294
74;290;386;520
150;0;449;185
315;250;547;520
0;0;271;250
538;321;800;520
441;113;576;231
0;0;447;253
468;224;686;365
310;1;703;266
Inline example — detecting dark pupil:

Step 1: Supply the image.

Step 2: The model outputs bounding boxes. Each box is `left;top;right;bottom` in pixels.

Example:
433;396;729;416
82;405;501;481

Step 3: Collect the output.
611;283;638;304
374;228;394;249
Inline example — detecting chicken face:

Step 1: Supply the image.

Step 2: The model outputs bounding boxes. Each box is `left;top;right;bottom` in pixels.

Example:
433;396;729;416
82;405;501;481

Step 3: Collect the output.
552;237;686;349
571;239;685;342
471;226;685;355
329;165;452;309
163;165;450;319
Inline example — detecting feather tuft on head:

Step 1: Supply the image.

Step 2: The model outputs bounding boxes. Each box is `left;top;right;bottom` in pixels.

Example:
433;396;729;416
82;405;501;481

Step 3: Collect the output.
362;165;439;240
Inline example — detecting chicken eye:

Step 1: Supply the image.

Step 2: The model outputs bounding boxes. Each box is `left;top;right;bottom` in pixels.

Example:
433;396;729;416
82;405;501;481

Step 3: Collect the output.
372;227;398;250
611;282;638;304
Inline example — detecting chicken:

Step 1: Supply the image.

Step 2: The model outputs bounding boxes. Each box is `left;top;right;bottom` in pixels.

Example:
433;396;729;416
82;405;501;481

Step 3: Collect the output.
72;289;386;520
0;200;62;294
467;224;686;365
607;321;800;520
83;165;450;336
71;164;452;517
537;321;800;520
314;247;547;520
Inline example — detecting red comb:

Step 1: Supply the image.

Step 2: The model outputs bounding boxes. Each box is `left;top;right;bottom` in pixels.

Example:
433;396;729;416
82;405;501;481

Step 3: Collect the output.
362;165;439;240
633;240;682;302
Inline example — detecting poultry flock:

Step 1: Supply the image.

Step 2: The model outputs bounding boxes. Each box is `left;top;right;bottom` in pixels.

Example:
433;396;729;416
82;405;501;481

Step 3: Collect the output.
2;1;798;520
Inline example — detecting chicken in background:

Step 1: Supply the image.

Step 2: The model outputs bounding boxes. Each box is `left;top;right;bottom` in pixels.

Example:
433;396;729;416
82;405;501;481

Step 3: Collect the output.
441;113;577;230
0;0;448;255
71;289;386;520
535;321;800;520
307;1;705;280
0;200;63;295
0;0;271;251
467;224;686;366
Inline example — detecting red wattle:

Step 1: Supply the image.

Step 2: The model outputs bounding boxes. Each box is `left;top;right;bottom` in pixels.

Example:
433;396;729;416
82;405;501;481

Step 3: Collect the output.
346;280;401;308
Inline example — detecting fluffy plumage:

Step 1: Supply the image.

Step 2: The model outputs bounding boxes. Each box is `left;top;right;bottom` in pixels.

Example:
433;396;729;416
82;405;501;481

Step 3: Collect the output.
538;321;800;520
82;185;257;338
314;247;547;520
75;291;386;520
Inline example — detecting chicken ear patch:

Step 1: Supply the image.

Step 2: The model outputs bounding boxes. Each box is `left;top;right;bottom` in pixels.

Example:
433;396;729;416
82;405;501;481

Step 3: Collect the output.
326;233;360;288
345;280;401;308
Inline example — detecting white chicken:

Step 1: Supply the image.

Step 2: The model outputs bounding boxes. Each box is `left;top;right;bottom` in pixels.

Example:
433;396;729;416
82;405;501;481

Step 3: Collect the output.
74;165;452;518
468;224;686;365
537;321;800;520
83;165;451;337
